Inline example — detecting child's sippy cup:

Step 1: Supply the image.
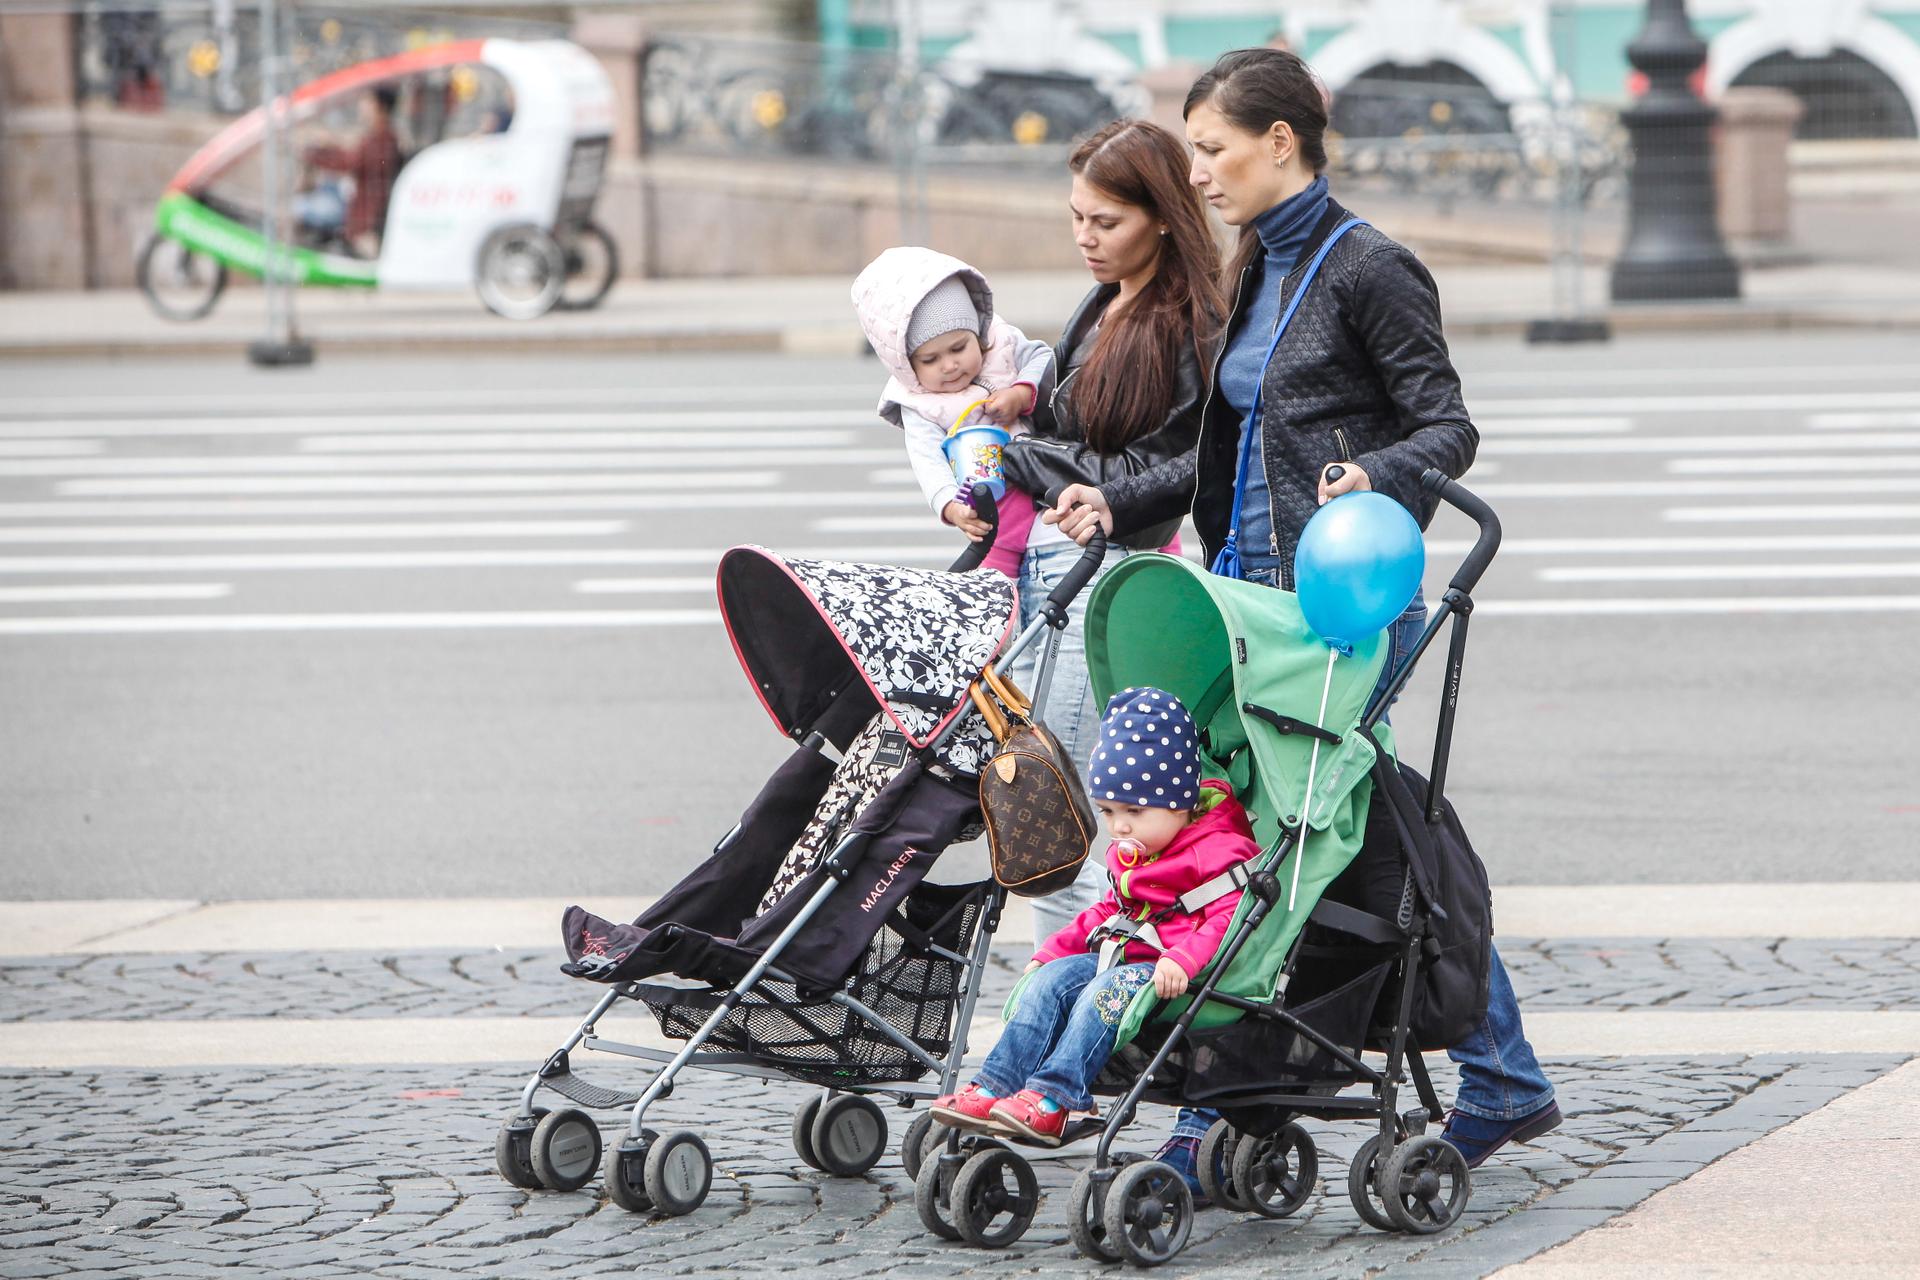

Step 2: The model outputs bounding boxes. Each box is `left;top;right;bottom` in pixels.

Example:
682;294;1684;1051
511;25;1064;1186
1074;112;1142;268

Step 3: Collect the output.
943;399;1010;501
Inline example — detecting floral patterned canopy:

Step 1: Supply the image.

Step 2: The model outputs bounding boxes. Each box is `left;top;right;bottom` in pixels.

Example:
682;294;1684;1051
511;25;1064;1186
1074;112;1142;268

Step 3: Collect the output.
718;547;1017;773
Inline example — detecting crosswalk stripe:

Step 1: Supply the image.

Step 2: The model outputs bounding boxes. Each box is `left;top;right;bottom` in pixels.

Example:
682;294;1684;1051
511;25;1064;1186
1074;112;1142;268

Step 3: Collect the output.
299;430;866;452
0;440;104;457
0;409;877;439
1667;456;1920;474
1539;562;1920;583
0;583;232;603
0;385;876;420
1475;416;1632;434
1474;477;1920;498
1477;594;1920;615
0;521;631;544
1426;533;1920;554
1665;504;1920;523
1808;412;1920;430
1465;390;1920;415
57;472;782;496
0;545;960;574
1483;431;1920;456
0;491;927;520
1;450;893;477
0;610;724;636
572;578;712;594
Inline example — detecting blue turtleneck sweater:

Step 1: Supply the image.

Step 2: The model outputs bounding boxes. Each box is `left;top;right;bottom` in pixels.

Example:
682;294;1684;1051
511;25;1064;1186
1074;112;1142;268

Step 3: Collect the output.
1216;174;1330;567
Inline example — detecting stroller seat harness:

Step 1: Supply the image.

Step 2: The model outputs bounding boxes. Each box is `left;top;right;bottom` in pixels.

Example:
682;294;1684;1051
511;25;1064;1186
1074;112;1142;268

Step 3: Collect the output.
1084;860;1256;972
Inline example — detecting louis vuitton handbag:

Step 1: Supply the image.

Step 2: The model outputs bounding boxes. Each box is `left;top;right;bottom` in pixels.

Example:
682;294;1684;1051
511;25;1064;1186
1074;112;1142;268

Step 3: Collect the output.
968;664;1096;897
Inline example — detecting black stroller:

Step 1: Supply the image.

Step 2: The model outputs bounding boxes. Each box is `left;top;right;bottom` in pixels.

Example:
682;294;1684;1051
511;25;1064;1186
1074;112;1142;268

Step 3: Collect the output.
492;507;1109;1217
911;471;1505;1265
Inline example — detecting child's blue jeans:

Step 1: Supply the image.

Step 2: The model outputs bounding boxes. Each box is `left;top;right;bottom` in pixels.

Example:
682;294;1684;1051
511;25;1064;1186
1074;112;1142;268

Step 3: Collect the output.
976;953;1155;1113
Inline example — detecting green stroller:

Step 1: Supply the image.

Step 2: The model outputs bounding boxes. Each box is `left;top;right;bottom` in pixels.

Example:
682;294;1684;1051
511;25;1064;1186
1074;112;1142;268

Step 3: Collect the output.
912;471;1502;1265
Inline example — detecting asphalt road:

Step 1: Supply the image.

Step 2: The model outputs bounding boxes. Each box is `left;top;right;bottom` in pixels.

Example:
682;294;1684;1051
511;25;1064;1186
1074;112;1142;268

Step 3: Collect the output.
2;330;1916;899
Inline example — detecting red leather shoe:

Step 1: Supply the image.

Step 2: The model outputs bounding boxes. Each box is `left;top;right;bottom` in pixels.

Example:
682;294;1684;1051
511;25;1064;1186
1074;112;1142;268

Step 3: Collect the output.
929;1083;999;1130
987;1089;1068;1145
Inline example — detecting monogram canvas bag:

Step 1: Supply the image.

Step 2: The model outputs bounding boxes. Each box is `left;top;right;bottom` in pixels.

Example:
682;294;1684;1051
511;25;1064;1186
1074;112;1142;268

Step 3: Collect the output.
969;664;1095;897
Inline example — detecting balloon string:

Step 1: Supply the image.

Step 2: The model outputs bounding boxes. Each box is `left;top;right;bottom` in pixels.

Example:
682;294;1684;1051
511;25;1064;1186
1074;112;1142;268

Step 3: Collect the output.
1289;647;1339;912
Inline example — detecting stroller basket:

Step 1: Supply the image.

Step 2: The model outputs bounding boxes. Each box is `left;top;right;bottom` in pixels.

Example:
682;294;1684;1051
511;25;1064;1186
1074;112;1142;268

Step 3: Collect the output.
1180;944;1392;1100
631;882;986;1087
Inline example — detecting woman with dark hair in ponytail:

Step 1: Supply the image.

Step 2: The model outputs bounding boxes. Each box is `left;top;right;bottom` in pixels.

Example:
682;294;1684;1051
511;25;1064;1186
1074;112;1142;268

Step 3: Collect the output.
1046;49;1558;1201
999;117;1223;942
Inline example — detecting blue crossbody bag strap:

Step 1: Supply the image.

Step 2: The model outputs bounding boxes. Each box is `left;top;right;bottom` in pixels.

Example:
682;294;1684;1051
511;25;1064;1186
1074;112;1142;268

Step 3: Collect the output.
1209;217;1368;580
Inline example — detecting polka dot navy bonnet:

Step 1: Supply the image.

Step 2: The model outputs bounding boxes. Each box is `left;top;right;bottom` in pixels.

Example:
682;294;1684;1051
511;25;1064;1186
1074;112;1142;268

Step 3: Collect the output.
1087;686;1200;810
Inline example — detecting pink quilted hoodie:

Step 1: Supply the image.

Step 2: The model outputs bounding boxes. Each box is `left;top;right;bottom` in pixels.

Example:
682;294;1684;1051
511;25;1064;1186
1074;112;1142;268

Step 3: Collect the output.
1033;781;1261;979
850;246;1038;576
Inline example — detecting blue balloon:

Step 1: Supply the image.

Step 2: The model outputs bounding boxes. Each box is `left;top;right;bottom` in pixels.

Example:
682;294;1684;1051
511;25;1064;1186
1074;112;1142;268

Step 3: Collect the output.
1293;492;1425;652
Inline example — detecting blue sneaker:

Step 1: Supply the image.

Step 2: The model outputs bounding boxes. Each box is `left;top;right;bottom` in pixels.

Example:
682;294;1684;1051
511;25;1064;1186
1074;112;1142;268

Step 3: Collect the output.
1440;1101;1562;1169
1153;1136;1212;1209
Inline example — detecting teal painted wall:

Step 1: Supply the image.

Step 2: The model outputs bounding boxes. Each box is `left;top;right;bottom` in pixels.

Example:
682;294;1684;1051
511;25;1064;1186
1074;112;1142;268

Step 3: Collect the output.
1162;16;1284;62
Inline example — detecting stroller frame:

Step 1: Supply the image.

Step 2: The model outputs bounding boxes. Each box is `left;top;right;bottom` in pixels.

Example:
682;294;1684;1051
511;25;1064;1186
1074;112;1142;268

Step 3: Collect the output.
917;471;1504;1263
500;502;1113;1214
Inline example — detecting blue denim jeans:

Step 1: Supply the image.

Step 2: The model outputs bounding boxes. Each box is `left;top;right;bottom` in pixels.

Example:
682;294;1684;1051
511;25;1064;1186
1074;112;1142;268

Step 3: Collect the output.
976;953;1155;1112
1014;538;1134;943
1170;588;1554;1140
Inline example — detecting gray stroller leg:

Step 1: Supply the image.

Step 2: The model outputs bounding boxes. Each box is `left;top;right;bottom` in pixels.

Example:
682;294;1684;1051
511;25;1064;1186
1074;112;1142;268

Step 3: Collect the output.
519;984;625;1119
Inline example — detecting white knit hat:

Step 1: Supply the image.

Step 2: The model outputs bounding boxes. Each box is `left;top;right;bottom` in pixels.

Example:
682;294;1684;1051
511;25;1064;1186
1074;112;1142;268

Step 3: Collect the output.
905;274;982;354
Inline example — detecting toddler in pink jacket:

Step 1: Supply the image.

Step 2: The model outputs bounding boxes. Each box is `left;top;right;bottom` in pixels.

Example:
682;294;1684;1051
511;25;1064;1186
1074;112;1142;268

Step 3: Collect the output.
931;687;1259;1144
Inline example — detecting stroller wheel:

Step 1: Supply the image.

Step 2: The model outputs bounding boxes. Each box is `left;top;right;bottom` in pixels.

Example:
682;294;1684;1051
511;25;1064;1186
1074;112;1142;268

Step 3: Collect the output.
950;1147;1038;1249
644;1130;713;1217
528;1108;602;1193
493;1107;550;1189
1378;1135;1470;1235
791;1094;826;1171
1347;1133;1399;1231
812;1094;889;1177
900;1111;936;1182
1196;1120;1248;1212
912;1149;965;1241
604;1133;656;1213
1229;1122;1318;1219
1102;1159;1194;1267
1066;1167;1122;1263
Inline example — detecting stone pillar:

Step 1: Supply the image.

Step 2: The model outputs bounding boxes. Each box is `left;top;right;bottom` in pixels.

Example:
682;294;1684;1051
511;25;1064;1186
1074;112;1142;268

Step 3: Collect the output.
570;12;650;278
0;14;90;289
1716;86;1803;260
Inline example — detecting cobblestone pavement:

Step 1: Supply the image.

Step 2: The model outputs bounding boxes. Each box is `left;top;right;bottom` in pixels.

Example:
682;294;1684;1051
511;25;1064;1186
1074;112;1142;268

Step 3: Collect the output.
5;936;1918;1022
1;1055;1902;1279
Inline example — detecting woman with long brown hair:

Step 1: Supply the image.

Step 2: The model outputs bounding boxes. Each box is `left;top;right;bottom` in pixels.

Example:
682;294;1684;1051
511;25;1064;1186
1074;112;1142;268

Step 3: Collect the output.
1000;117;1223;941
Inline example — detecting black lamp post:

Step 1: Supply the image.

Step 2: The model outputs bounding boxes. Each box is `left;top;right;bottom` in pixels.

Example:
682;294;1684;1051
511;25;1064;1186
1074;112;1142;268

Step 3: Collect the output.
1608;0;1740;301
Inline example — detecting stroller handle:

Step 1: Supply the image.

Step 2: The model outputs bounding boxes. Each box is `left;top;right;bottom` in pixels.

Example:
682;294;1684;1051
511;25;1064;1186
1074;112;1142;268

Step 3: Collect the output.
946;487;1002;573
1044;524;1109;619
1421;468;1502;594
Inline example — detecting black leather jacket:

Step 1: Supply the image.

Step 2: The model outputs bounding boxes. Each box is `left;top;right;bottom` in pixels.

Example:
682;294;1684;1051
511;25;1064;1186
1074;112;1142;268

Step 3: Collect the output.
1190;197;1479;587
999;283;1206;550
1058;199;1480;581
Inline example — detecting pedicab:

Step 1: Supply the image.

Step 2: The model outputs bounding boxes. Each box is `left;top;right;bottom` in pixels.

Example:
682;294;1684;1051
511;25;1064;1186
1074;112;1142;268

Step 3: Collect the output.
138;37;618;321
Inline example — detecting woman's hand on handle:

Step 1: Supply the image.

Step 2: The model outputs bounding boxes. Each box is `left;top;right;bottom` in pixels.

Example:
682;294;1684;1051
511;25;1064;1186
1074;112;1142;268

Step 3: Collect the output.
1317;461;1371;506
1044;484;1115;546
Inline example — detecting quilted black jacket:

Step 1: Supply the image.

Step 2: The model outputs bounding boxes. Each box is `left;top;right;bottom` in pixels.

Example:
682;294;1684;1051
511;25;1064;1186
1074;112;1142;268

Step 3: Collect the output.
998;282;1206;550
1121;197;1480;588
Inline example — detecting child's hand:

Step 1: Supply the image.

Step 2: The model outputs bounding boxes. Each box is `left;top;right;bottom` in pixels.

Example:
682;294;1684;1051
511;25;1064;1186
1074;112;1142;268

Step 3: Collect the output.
980;385;1032;426
944;499;992;541
1152;957;1189;999
1023;959;1043;976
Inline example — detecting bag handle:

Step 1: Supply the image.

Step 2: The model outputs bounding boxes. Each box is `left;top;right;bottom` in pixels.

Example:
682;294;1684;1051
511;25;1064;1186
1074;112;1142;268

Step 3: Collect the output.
968;680;1012;744
980;662;1033;722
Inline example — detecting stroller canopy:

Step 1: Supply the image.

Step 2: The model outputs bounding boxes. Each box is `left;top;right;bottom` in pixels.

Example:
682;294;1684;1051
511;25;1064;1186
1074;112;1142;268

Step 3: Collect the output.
719;548;1016;772
1082;553;1392;1046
